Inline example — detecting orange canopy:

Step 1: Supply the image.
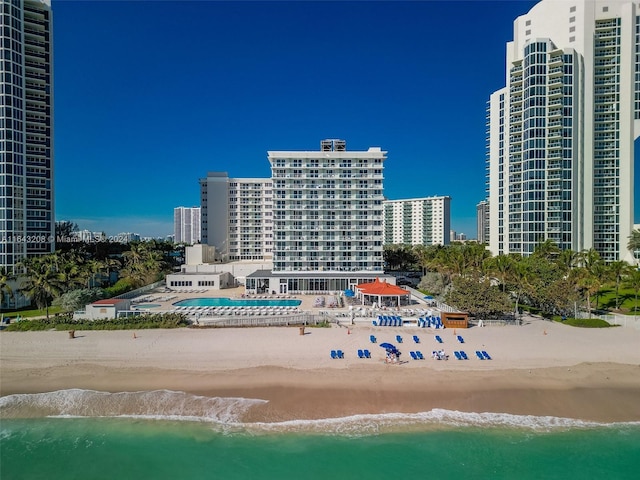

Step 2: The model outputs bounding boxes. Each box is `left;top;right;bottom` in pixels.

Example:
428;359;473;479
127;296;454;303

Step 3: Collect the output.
357;278;410;296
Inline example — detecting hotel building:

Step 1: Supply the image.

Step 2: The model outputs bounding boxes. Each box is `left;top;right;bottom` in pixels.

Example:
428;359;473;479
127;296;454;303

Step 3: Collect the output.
383;196;451;246
0;0;54;274
173;206;201;245
187;140;391;294
486;0;638;262
269;139;385;273
200;172;273;262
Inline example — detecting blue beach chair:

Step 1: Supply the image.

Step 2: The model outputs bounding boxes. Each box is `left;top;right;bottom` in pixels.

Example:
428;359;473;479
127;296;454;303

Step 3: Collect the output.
413;335;420;344
364;349;371;358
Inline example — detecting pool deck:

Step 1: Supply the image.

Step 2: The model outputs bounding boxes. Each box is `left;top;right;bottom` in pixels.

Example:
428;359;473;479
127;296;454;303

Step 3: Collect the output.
129;286;438;325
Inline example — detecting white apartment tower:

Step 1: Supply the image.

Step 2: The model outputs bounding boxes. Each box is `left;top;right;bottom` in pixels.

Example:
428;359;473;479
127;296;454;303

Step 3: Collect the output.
269;139;385;272
0;0;54;273
383;196;451;246
476;200;490;245
173;206;201;245
200;172;273;261
487;0;639;262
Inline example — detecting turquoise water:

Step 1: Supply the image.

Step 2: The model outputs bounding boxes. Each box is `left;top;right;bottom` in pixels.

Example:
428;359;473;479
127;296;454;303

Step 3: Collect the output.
173;298;302;308
2;390;639;480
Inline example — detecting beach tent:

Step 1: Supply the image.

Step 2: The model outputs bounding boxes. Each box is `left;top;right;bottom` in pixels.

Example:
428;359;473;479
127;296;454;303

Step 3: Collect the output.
355;278;411;307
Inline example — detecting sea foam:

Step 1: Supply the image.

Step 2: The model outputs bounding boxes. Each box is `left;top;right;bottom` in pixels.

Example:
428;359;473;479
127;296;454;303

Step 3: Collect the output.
0;389;266;425
1;389;638;435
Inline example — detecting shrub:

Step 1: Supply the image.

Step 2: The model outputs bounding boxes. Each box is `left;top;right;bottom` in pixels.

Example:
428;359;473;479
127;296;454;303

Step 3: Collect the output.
552;316;613;328
5;312;189;331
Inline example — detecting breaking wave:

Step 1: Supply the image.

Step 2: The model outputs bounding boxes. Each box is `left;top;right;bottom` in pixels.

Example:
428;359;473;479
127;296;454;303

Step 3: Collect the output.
1;389;638;435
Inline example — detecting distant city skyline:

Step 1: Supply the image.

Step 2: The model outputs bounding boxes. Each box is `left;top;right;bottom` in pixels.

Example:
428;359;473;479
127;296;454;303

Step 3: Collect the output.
54;0;548;238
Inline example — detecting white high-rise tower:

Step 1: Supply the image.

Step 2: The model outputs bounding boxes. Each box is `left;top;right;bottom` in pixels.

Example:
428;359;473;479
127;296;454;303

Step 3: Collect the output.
0;0;54;273
487;0;638;262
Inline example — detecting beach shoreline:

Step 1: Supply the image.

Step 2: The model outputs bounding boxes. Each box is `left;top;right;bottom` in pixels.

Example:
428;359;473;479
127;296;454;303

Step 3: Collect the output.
2;321;640;424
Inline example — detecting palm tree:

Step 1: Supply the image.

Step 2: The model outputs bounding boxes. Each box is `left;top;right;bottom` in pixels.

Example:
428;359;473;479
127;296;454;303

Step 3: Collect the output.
0;266;15;314
608;261;631;310
484;254;514;292
556;248;577;273
18;256;64;319
532;239;561;261
627;229;640;264
624;270;640;315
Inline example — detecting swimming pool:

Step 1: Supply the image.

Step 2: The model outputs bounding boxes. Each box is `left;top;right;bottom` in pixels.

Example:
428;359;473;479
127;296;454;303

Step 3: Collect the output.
173;298;302;308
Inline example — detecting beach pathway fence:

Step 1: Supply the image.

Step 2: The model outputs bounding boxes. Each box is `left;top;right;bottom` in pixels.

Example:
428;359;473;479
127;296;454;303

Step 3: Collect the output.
193;313;336;328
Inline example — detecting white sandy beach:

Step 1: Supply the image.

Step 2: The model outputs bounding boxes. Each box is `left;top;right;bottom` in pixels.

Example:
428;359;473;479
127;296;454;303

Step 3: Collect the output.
2;315;640;423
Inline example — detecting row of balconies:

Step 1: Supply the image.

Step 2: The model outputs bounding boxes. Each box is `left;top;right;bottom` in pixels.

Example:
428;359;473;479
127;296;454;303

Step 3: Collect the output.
274;184;380;190
275;235;382;241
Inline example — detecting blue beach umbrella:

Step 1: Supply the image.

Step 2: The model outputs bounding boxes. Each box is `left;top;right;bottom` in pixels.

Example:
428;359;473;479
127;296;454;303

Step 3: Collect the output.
379;342;395;350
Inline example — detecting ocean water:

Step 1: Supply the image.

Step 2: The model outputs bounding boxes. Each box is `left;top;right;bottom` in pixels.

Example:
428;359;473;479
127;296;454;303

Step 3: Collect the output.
1;390;639;480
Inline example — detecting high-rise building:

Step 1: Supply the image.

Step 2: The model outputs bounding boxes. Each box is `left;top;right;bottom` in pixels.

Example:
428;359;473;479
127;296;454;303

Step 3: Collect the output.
173;206;201;245
269;139;385;272
383;196;451;246
200;173;273;261
476;200;490;245
0;0;54;273
486;0;638;262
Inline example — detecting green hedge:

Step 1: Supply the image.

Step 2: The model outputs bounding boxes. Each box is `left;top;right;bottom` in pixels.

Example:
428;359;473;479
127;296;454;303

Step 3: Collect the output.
552;316;613;328
4;312;189;332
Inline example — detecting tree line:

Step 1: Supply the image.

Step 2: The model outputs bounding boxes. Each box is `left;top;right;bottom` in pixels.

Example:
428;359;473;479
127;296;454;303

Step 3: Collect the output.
384;232;640;320
0;240;182;318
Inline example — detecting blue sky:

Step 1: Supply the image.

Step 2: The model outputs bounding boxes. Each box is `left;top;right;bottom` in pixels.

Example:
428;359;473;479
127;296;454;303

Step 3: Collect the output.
53;0;541;238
